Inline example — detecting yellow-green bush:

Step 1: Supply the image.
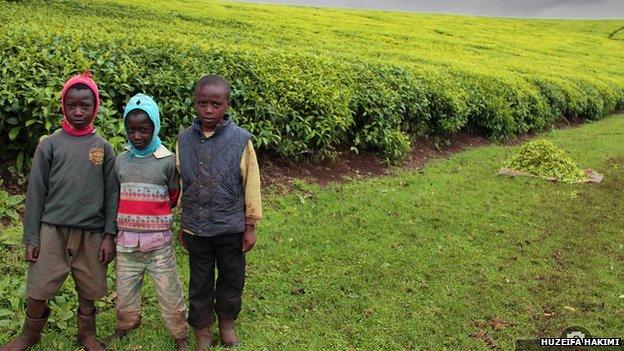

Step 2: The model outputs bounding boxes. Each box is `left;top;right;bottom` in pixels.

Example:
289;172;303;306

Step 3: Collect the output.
0;29;354;163
1;0;623;165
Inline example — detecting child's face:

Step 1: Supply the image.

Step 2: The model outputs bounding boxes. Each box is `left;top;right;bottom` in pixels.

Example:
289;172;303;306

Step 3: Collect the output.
125;111;154;150
63;87;95;130
195;84;230;131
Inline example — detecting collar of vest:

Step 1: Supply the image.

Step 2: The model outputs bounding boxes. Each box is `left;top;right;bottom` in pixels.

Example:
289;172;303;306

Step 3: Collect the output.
191;115;232;138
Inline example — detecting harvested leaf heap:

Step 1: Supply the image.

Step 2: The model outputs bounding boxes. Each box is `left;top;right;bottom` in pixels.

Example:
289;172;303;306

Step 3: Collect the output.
504;139;586;183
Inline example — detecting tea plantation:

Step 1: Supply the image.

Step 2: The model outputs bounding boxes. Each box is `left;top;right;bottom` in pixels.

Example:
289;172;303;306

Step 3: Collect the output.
1;0;624;166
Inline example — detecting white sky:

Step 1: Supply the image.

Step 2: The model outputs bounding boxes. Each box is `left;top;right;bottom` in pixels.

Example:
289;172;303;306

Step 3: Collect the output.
236;0;624;18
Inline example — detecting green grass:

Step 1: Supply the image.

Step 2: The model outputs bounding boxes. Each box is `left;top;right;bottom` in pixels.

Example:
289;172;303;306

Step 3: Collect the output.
2;115;624;350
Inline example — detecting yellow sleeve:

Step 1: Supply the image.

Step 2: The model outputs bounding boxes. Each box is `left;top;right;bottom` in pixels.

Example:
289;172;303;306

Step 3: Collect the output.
175;141;183;210
175;141;180;172
240;140;262;225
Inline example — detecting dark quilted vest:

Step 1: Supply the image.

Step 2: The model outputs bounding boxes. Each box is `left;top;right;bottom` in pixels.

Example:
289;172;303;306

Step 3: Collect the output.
178;118;251;237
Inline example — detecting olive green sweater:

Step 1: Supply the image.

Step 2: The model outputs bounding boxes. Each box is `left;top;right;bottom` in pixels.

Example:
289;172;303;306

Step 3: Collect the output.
23;129;119;246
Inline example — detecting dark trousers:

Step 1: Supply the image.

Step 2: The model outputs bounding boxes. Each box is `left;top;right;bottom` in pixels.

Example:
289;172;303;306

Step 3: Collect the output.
184;232;245;328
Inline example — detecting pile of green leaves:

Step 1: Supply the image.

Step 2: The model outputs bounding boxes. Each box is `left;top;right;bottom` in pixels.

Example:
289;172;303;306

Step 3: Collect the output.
504;139;586;183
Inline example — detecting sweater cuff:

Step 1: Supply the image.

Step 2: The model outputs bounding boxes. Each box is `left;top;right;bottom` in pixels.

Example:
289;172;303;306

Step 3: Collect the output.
23;234;40;247
104;223;117;236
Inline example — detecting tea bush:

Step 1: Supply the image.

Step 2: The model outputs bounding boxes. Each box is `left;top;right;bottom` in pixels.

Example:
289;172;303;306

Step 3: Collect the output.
1;0;623;165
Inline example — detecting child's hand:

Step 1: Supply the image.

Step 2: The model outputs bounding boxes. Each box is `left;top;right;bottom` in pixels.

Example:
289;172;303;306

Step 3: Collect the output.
242;225;256;253
177;229;188;251
25;244;40;262
99;234;115;265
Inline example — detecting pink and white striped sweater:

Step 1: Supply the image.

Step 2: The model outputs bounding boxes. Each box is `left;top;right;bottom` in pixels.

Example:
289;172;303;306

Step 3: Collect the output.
115;146;180;252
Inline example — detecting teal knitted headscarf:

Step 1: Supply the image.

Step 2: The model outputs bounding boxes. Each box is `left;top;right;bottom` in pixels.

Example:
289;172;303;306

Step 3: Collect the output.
123;93;162;157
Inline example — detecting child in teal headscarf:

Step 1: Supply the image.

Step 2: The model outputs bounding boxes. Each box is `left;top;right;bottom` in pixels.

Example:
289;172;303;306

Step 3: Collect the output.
124;93;162;157
109;93;189;350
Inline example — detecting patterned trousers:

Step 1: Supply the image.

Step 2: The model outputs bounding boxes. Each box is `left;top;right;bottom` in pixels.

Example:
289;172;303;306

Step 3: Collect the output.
115;244;188;339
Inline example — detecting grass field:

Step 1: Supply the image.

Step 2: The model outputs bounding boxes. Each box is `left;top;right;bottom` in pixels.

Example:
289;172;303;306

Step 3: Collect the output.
1;115;624;350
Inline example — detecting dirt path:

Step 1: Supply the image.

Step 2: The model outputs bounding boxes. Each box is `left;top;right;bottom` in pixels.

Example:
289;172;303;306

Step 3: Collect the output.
259;118;589;188
259;132;490;188
0;119;585;195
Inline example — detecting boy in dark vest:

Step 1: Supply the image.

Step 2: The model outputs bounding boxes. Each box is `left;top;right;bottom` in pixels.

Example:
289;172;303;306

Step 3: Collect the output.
1;72;118;351
176;75;262;350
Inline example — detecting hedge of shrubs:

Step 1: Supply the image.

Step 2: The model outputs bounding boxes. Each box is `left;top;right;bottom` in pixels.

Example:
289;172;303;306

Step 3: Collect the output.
1;1;623;170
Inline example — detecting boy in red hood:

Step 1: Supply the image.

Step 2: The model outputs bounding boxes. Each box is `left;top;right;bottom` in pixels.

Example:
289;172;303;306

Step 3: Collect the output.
0;72;118;351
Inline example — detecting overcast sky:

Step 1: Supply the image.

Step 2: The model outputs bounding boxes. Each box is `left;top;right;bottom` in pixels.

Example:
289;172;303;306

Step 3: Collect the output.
237;0;624;18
